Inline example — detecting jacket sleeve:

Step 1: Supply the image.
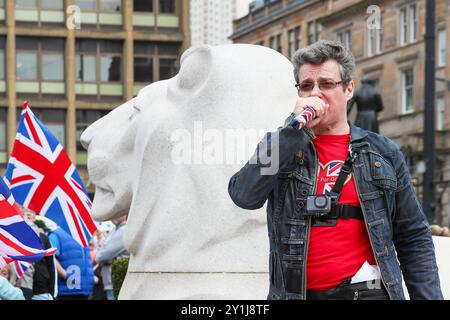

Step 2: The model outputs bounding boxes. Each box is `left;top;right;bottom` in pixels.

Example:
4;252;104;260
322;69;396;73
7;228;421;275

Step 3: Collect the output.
391;148;443;300
0;276;25;300
228;113;314;210
95;229;128;265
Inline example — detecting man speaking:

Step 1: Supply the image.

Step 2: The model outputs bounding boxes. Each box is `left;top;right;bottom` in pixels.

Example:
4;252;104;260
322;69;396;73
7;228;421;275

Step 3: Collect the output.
228;40;443;300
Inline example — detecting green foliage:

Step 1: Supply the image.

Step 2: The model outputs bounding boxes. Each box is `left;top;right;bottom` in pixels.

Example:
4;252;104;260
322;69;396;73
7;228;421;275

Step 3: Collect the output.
111;257;129;299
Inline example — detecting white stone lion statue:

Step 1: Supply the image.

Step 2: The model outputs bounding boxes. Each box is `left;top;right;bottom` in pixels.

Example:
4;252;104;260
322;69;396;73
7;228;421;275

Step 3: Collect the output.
80;44;298;299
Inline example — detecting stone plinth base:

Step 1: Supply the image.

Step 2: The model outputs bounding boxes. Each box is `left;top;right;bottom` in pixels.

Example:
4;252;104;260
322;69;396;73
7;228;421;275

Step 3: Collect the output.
119;272;269;300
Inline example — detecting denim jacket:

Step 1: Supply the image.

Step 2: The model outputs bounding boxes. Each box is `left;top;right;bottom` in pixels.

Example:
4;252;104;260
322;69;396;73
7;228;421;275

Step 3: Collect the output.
228;114;443;300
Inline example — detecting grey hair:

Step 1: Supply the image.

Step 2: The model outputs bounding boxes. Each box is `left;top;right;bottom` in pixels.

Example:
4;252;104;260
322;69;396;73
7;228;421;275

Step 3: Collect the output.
292;40;355;87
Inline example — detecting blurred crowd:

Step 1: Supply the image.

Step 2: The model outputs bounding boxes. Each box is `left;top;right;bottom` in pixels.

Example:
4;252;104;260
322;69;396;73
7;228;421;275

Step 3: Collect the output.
0;206;128;300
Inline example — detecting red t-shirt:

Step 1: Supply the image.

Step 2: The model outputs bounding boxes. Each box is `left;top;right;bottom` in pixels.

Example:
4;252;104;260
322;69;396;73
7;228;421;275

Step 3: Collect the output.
306;134;376;291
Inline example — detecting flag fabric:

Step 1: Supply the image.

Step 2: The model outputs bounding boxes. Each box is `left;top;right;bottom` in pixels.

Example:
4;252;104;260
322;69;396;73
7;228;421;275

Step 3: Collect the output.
0;176;56;267
5;101;97;248
9;260;32;281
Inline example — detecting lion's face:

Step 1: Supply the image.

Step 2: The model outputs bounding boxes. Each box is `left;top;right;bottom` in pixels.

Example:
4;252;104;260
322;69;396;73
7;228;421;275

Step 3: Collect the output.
80;98;139;221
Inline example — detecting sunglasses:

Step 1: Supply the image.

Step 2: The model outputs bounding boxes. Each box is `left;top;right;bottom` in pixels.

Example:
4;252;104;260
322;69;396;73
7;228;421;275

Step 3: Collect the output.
295;80;343;93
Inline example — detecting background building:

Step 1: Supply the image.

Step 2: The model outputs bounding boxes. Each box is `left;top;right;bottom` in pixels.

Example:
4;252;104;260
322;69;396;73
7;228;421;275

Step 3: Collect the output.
190;0;239;46
231;0;450;225
0;0;190;195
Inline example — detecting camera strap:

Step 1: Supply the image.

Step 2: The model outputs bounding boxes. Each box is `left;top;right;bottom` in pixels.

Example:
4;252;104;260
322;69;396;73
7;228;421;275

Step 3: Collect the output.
328;144;357;199
312;144;360;227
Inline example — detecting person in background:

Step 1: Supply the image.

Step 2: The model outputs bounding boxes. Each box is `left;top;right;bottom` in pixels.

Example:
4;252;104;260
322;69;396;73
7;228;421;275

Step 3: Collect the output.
33;219;57;300
0;265;25;300
17;206;36;300
39;216;94;300
95;216;129;300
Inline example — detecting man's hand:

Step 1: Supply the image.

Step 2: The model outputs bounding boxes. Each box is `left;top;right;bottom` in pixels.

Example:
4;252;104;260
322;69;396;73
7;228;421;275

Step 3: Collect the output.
293;97;329;129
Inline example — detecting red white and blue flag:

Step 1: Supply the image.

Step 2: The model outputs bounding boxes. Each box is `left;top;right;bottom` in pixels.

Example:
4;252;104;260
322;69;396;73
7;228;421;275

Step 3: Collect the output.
317;161;352;196
0;176;56;267
5;102;97;248
10;260;32;281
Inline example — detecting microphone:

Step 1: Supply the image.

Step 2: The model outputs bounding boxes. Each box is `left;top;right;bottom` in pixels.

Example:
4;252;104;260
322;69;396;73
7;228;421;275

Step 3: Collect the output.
291;106;317;129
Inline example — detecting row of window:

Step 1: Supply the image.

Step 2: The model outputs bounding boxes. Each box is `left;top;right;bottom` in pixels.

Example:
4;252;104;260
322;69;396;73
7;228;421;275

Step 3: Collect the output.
10;38;179;92
11;0;176;14
0;108;108;153
258;3;447;63
262;21;322;58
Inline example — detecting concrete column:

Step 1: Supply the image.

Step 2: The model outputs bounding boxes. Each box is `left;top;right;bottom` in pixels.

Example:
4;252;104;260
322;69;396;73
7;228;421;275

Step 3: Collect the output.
6;0;16;154
123;0;134;100
180;0;191;53
65;0;77;163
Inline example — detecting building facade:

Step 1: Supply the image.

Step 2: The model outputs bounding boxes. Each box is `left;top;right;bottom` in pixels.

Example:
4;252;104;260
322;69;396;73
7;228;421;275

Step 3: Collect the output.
0;0;190;195
231;0;450;225
190;0;238;46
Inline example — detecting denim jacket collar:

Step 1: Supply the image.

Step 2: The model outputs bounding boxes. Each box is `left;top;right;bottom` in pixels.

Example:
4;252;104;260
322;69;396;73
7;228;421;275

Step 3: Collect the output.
349;121;368;143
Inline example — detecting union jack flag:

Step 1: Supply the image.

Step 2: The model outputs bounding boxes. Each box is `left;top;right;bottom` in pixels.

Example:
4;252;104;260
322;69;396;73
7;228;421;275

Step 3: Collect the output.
5;102;97;248
10;260;32;281
0;176;56;267
326;161;343;177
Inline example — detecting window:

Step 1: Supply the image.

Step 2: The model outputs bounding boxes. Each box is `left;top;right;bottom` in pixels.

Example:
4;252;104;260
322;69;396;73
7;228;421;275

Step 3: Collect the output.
159;0;175;13
76;110;109;152
288;29;295;58
15;0;36;8
368;16;382;56
100;0;121;11
159;58;177;80
315;23;322;42
41;0;63;9
438;29;446;67
17;52;37;80
437;96;445;130
134;42;154;83
42;39;64;81
134;0;153;12
76;40;122;84
16;37;64;82
276;34;282;53
400;7;407;45
75;0;97;10
269;36;275;49
134;42;179;82
402;68;414;114
409;4;417;42
42;54;63;81
337;29;352;51
296;26;302;50
100;56;121;82
400;4;417;46
307;21;314;45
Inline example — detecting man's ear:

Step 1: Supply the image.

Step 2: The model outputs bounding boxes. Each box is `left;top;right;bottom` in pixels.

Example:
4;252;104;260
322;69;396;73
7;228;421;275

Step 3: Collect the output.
345;80;355;101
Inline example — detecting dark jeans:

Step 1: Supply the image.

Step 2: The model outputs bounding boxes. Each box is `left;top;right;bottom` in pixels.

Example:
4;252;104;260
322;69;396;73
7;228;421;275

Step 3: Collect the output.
306;278;389;300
